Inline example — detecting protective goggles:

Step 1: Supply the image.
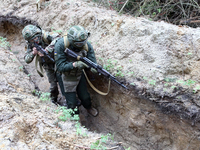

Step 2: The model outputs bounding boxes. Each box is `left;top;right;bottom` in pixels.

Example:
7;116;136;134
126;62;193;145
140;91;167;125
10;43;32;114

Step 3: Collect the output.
74;39;87;47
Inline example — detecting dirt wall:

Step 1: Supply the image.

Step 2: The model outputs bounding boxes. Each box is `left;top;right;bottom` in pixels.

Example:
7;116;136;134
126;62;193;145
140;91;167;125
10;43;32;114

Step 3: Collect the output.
1;0;200;149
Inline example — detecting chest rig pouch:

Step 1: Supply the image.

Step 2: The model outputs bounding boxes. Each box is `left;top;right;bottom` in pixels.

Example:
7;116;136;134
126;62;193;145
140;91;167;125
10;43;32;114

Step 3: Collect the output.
66;49;87;77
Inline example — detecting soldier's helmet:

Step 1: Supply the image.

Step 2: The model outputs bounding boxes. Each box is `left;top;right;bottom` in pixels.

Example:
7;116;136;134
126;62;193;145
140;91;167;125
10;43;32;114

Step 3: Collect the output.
67;25;90;48
22;24;42;43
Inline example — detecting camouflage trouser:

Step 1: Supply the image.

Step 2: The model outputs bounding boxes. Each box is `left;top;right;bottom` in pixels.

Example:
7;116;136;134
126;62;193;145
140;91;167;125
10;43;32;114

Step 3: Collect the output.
43;63;59;101
64;73;92;109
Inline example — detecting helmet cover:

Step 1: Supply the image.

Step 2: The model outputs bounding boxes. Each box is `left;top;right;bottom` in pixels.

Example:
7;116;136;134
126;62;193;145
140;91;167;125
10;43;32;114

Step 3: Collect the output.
22;24;42;42
67;25;90;47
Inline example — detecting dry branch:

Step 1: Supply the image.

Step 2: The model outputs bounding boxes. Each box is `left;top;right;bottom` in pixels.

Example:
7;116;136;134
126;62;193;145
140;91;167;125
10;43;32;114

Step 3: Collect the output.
119;0;129;14
96;0;200;27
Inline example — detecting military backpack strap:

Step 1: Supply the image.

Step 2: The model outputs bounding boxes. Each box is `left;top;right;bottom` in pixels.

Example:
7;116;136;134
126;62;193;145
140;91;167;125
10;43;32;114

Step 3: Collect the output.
63;33;70;49
83;70;110;95
42;30;49;44
83;44;88;52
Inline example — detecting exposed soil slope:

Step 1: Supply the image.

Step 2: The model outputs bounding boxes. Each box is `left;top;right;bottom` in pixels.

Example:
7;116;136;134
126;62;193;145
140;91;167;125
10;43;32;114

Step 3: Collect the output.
1;0;200;149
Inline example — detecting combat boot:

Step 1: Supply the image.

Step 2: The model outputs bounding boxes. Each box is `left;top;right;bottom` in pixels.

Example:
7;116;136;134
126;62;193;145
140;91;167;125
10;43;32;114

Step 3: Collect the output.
76;98;81;107
51;97;58;105
87;107;98;117
56;97;68;107
59;100;68;107
50;86;59;105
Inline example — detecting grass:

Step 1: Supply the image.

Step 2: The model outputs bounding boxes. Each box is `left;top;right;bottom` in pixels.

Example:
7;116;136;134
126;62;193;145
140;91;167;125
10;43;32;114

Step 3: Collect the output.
0;36;11;49
90;133;112;150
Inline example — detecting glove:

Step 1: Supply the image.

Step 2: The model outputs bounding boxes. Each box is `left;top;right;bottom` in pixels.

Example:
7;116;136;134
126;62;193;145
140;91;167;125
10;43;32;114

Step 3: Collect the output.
74;61;89;70
90;68;98;74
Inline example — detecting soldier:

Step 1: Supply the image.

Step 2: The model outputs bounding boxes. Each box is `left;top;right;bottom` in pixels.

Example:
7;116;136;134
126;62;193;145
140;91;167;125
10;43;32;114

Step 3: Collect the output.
22;24;65;105
54;25;98;117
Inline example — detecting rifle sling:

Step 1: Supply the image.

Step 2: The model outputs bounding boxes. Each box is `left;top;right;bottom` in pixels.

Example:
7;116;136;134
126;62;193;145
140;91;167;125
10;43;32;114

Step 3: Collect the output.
35;55;44;77
83;70;110;96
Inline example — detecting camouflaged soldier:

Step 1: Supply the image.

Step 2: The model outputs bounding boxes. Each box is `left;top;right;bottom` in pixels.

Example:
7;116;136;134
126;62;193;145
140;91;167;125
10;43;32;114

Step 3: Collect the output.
54;25;98;117
22;24;63;105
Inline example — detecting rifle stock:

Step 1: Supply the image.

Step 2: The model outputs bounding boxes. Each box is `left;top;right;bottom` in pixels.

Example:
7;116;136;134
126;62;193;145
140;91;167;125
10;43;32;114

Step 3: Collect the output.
64;48;128;89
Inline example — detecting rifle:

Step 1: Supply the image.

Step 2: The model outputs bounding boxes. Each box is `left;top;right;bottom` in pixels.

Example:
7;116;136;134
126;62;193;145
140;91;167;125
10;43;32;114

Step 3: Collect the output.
64;48;128;89
34;43;55;63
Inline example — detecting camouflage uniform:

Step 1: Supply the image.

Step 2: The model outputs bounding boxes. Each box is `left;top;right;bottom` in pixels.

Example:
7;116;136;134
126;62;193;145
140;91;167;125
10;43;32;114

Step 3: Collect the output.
22;25;61;103
54;25;97;115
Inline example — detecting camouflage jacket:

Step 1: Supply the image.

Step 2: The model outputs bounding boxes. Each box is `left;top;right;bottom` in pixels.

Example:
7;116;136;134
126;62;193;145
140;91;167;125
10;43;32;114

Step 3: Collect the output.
54;38;97;92
24;30;60;64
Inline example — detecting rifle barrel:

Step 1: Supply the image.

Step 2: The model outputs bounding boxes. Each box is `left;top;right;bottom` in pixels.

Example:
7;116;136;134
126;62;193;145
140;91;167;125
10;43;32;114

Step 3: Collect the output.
65;48;128;90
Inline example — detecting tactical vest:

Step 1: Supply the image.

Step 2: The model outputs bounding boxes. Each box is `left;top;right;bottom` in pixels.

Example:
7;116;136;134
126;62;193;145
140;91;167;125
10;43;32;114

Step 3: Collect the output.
60;35;89;92
35;30;60;77
60;35;111;95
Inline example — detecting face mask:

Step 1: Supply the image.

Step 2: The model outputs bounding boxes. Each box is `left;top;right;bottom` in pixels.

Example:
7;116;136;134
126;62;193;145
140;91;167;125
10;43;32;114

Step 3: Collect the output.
29;36;41;44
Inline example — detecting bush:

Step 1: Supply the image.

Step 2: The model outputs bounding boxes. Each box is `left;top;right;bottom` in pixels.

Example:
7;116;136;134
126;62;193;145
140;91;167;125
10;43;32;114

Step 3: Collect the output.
96;0;200;28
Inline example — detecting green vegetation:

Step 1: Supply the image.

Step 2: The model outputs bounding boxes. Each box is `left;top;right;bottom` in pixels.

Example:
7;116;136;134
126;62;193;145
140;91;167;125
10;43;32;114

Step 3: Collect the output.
53;29;63;34
171;85;177;89
193;85;200;93
148;79;156;85
94;0;200;28
176;79;196;87
184;79;196;86
32;90;51;101
0;36;11;49
143;76;148;80
164;83;168;86
32;89;41;96
40;92;51;101
51;27;63;34
56;106;79;121
103;59;115;71
19;66;23;71
90;133;112;150
164;78;176;83
139;75;200;95
55;106;88;136
127;71;134;75
54;106;117;148
75;122;87;136
115;66;124;77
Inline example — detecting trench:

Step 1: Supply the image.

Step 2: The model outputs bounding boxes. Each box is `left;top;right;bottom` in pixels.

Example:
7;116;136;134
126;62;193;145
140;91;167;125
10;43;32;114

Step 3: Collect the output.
1;16;200;150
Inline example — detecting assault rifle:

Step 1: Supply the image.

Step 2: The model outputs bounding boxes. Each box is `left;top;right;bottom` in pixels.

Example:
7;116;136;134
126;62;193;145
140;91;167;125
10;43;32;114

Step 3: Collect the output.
34;43;55;63
64;48;128;89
